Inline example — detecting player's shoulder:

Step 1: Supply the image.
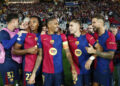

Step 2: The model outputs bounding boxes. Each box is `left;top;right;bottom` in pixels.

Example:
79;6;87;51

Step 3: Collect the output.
67;34;74;38
85;33;94;39
60;33;66;37
107;31;115;38
0;29;9;35
0;30;10;40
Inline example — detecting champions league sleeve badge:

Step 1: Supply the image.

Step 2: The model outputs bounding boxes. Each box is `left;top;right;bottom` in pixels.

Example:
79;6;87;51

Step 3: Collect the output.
49;47;57;56
75;49;82;57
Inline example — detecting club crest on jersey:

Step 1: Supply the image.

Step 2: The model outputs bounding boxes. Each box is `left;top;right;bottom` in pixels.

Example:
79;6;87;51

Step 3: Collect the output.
10;78;13;82
49;47;57;56
75;49;82;57
50;40;54;44
28;36;32;38
35;37;38;41
75;41;79;45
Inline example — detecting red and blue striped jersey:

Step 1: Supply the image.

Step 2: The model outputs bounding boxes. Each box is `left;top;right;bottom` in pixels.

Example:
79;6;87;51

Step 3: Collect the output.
94;30;117;74
16;33;42;72
40;34;67;74
68;33;96;74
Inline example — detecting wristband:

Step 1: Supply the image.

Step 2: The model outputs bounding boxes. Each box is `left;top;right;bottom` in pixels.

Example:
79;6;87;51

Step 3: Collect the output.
89;56;95;60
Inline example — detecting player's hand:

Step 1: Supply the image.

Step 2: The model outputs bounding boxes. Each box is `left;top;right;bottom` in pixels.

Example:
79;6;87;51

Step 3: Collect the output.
95;43;103;51
17;30;28;36
27;45;38;54
85;59;93;70
28;73;36;84
72;68;78;84
85;44;96;54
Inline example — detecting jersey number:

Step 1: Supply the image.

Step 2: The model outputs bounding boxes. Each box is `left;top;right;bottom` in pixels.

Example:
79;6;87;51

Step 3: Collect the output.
26;73;31;80
7;71;14;79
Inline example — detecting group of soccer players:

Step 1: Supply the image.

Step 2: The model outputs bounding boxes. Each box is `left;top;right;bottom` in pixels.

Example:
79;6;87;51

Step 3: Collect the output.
0;13;119;86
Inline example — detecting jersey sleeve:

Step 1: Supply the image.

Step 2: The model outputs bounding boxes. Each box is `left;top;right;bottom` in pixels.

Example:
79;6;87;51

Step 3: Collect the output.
106;32;117;51
86;33;96;46
2;34;19;49
116;33;120;41
61;34;67;42
16;33;26;45
61;34;68;49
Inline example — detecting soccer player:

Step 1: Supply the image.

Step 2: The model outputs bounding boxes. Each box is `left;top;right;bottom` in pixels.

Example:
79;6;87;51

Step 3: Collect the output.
86;15;117;86
67;19;98;86
12;16;42;86
87;24;95;35
0;13;19;86
110;25;120;86
28;17;77;86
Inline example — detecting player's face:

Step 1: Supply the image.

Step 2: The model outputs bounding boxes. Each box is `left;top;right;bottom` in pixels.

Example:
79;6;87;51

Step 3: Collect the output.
29;17;39;32
92;18;99;30
49;19;59;33
110;28;118;36
20;21;29;30
41;26;47;34
92;18;104;31
24;21;29;29
88;25;94;33
69;22;80;34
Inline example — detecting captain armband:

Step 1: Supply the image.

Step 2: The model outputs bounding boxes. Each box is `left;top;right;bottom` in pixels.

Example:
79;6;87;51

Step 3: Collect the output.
63;41;69;49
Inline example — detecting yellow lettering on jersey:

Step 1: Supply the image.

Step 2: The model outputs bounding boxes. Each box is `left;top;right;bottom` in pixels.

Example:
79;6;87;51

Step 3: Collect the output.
26;73;31;80
7;71;14;79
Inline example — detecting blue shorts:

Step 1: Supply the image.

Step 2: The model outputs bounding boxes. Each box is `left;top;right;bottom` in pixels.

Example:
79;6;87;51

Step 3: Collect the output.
22;57;41;86
0;58;19;85
94;70;113;86
23;72;34;86
42;72;64;86
0;71;15;85
74;74;91;86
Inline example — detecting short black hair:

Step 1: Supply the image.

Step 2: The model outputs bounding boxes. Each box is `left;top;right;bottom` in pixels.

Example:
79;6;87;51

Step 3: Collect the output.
6;13;18;23
46;17;56;27
30;16;42;33
92;14;105;23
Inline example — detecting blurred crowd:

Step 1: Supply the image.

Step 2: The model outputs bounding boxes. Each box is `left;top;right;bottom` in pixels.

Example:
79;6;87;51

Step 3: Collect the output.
0;0;120;30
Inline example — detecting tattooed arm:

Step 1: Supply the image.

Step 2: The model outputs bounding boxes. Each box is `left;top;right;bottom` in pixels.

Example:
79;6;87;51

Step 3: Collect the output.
86;44;115;59
95;50;114;59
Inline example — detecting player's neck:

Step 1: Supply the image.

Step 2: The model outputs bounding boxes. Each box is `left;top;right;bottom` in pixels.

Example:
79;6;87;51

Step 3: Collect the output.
31;30;37;34
74;31;81;37
7;24;14;32
48;29;54;35
98;26;105;36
